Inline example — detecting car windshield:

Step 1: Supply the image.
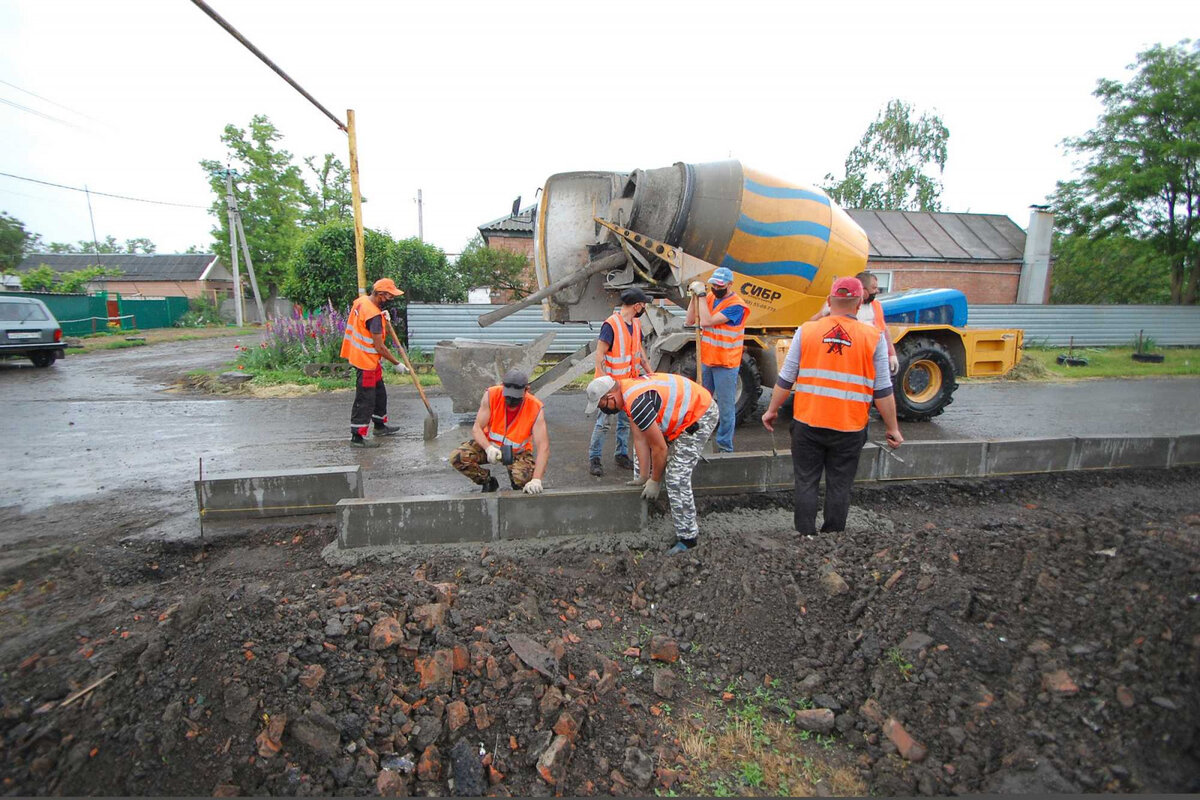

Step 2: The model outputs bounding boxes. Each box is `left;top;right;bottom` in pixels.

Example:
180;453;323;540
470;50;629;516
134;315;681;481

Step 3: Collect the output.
0;302;48;322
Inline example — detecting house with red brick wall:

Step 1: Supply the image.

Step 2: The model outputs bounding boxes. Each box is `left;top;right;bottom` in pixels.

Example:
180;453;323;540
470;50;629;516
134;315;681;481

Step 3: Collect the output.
477;207;536;304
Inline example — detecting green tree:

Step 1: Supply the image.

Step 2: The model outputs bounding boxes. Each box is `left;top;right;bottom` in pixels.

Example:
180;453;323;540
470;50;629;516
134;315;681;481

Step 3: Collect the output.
824;99;950;211
284;222;401;311
1056;40;1200;304
200;115;307;294
455;235;534;299
302;154;358;226
0;212;29;272
394;237;466;303
123;237;156;254
19;264;56;291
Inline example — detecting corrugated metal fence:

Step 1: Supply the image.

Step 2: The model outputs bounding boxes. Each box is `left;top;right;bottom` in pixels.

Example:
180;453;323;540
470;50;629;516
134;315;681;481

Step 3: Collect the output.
408;302;1200;352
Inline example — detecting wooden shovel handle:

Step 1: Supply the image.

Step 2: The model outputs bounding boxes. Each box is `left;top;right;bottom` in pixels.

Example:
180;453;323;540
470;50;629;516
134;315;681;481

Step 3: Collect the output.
384;316;434;415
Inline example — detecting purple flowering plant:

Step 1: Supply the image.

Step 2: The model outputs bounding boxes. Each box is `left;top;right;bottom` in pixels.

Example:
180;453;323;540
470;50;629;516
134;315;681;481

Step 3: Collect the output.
240;302;349;371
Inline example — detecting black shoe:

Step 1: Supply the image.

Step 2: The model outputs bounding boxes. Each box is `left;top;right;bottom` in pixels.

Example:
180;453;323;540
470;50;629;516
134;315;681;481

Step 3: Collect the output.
350;433;380;449
614;454;635;471
589;457;603;477
481;476;499;493
373;422;400;436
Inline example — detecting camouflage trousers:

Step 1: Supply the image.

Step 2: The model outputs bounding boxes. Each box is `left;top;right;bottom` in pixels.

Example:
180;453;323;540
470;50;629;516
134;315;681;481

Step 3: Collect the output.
664;404;719;541
450;440;536;490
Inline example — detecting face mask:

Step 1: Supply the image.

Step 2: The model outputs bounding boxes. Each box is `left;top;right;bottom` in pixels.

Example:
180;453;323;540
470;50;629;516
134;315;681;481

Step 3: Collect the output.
711;286;728;298
865;292;877;303
600;402;620;415
504;395;522;408
635;306;646;318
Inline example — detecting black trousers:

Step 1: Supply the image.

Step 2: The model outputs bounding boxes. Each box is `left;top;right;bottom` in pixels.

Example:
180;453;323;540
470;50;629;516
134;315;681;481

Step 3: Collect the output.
350;366;387;431
790;420;868;535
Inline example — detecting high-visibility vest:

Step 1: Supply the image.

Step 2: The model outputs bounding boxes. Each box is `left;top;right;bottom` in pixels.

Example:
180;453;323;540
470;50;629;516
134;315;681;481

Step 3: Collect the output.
792;316;879;432
340;296;382;370
699;292;749;368
867;299;887;333
599;313;643;378
484;385;544;454
619;374;712;442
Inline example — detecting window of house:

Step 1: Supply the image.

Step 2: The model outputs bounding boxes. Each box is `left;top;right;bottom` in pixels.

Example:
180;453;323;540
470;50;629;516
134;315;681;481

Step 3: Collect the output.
872;271;893;294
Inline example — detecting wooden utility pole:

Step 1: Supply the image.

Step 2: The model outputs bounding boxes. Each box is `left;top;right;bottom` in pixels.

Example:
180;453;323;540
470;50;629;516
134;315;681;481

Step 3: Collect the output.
346;109;367;296
223;171;243;327
222;170;266;323
417;188;424;242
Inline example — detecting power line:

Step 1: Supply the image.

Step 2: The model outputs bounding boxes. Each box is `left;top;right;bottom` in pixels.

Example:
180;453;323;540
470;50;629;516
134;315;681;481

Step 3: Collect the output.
0;96;86;131
188;0;347;132
0;78;105;126
0;171;209;209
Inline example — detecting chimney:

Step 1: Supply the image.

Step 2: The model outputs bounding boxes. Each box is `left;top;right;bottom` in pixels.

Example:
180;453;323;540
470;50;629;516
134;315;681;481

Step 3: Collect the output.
1017;206;1053;304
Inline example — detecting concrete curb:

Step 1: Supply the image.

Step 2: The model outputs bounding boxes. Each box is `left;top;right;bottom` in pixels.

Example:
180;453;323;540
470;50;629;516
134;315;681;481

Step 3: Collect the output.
331;433;1199;548
196;466;363;520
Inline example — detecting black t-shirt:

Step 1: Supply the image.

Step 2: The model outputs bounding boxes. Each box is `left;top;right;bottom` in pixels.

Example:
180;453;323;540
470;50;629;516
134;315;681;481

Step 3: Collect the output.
366;315;383;335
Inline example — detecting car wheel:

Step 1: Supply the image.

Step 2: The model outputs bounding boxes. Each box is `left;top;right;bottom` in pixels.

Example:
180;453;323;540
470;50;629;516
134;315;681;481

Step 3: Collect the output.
30;351;57;368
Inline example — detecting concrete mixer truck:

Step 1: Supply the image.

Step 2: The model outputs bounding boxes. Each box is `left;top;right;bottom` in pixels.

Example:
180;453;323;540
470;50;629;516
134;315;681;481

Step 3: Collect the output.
470;160;1023;422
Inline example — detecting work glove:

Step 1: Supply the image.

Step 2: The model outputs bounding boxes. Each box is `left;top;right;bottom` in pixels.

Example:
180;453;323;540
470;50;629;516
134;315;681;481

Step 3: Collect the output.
523;478;543;495
625;474;648;487
688;281;707;296
393;361;410;374
640;478;661;501
889;355;899;375
485;445;503;464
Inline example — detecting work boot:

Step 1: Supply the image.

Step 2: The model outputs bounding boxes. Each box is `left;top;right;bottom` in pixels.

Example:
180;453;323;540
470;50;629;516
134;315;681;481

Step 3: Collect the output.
350;432;380;448
614;454;635;471
481;476;499;493
668;538;697;555
589;457;603;477
373;421;400;436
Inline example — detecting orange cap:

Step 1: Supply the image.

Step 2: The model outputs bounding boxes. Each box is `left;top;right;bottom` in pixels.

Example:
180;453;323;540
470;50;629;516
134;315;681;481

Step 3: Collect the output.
372;278;403;297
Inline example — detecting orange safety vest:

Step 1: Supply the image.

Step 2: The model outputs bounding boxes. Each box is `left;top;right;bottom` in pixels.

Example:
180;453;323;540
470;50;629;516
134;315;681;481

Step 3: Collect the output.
484;386;544;454
598;313;643;378
699;292;749;368
340;296;383;370
792;316;880;432
867;299;886;333
619;374;712;442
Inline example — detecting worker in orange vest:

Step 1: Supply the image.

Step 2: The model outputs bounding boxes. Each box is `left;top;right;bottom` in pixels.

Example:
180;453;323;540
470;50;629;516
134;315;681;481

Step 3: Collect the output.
810;270;898;374
585;372;717;554
762;276;904;535
589;288;655;477
451;369;550;494
687;267;750;452
340;278;405;448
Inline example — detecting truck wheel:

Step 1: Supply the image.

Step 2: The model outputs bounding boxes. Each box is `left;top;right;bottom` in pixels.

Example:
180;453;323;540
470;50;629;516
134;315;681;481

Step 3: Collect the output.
29;351;56;368
668;349;763;425
894;337;957;421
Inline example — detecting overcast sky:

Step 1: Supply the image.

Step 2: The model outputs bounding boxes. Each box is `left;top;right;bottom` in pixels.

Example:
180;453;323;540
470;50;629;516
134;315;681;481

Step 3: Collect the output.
1;0;1196;257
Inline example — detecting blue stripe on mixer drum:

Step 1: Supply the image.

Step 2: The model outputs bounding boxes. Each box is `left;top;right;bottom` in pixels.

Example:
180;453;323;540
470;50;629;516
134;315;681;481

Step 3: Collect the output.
743;179;831;205
735;214;831;241
721;255;819;281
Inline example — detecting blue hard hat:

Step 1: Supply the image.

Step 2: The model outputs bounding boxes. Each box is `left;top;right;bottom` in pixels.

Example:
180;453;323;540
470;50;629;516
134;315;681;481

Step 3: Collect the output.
708;267;734;285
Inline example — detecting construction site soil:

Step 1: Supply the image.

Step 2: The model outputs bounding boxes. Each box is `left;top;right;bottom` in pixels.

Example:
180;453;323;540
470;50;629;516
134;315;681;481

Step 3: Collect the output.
1;467;1197;797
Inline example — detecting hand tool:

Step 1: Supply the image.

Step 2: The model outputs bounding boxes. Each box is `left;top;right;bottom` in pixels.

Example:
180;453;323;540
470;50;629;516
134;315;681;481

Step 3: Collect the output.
384;315;438;440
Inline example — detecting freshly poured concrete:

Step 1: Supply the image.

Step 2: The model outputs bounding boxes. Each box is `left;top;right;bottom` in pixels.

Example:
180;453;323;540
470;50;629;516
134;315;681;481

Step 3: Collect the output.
334;434;1195;548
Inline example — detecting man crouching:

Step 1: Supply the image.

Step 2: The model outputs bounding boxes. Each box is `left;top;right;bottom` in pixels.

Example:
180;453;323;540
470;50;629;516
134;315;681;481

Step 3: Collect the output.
450;369;549;494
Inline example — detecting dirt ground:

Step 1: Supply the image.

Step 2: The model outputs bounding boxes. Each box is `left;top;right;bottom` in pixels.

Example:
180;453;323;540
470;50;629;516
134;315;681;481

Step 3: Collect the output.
1;467;1197;797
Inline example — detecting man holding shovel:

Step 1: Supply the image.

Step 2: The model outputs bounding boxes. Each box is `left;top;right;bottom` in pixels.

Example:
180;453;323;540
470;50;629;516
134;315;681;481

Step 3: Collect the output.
340;278;405;448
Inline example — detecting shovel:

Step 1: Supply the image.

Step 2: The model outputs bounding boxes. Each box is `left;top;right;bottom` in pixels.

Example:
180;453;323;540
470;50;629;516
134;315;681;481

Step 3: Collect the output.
384;316;438;441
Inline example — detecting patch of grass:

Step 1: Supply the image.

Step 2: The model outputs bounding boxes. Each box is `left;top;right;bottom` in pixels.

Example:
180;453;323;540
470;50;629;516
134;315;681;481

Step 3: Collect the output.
83;339;147;351
885;646;914;681
1009;346;1200;379
740;760;766;788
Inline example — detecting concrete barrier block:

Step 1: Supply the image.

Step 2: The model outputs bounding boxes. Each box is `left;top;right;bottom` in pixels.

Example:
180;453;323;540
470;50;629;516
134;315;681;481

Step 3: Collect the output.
1075;436;1172;470
1171;434;1200;466
879;441;986;481
985;437;1075;475
497;486;645;540
693;453;767;494
196;465;362;520
761;443;877;489
337;495;497;548
856;443;880;482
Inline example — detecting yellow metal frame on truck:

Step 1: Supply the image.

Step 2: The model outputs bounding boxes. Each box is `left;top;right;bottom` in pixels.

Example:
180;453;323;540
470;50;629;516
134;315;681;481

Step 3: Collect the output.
890;324;1023;378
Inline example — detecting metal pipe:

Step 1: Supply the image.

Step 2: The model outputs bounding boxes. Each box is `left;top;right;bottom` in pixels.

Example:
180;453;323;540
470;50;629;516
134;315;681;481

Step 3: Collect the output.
477;251;626;328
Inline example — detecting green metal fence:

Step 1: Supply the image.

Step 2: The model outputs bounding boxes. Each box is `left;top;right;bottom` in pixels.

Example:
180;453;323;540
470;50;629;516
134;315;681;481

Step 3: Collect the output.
3;291;192;335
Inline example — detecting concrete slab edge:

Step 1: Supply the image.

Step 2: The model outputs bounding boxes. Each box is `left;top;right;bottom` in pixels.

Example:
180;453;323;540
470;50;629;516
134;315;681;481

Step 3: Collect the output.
196;466;363;521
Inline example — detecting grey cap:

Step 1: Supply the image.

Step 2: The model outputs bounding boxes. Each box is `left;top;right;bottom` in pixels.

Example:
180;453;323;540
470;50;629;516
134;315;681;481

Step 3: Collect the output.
584;375;616;415
620;287;650;306
501;368;529;399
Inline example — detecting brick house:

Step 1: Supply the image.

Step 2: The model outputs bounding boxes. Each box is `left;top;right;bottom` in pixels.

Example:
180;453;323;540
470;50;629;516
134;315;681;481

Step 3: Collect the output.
476;205;1048;305
477;207;536;304
13;253;234;302
847;209;1044;304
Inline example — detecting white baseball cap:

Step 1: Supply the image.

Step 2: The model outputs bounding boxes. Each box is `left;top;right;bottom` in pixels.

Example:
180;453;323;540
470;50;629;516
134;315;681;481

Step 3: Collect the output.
584;375;616;415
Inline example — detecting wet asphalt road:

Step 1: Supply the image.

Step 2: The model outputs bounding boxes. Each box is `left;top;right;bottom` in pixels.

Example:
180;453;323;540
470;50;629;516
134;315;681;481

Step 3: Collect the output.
1;336;1197;542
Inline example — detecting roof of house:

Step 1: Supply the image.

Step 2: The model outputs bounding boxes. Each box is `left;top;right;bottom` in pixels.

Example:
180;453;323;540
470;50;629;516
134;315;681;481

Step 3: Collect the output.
479;206;536;239
847;210;1026;262
16;253;229;281
475;204;1027;262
